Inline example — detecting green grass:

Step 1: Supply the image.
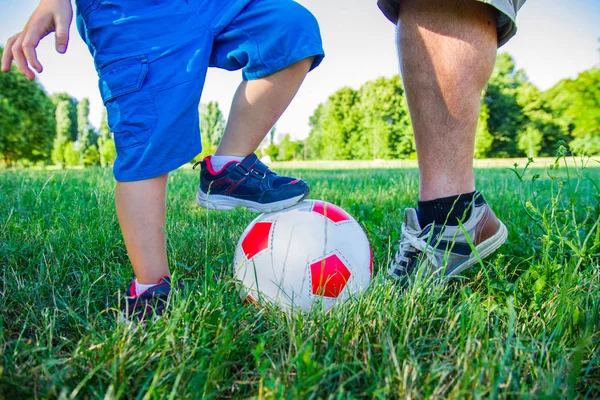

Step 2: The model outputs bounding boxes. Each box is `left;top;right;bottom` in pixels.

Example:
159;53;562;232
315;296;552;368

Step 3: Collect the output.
1;158;599;399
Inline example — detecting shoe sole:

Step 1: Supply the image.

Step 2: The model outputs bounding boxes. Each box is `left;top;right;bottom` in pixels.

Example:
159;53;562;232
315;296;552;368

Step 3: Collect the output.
446;221;509;277
196;187;308;213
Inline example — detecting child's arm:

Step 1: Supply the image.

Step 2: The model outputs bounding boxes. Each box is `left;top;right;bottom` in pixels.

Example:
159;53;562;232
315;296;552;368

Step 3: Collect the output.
1;0;73;81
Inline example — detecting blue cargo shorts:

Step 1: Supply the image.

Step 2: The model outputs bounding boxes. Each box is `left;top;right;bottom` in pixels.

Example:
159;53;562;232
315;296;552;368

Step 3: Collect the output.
75;0;324;181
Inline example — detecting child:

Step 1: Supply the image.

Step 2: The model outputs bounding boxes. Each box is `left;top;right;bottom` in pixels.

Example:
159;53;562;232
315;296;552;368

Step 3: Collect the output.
2;0;324;321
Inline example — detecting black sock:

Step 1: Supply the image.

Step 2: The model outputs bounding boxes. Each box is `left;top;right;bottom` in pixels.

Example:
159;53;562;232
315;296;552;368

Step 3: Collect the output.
417;191;480;227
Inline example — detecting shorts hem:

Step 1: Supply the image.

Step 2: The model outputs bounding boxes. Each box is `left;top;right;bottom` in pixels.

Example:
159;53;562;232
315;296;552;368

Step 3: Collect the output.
242;45;325;81
377;0;520;47
114;150;200;182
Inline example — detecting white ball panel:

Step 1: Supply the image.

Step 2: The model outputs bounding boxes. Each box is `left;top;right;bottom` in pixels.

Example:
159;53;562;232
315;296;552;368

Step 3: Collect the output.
234;200;372;313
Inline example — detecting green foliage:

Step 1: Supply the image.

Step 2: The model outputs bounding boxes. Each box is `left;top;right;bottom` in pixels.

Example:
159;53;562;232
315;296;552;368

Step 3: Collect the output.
516;82;568;157
545;68;600;155
63;141;82;167
484;53;527;157
318;87;361;160
306;76;414;161
357;75;413;159
99;109;111;143
277;134;304;161
50;93;78;142
518;126;543;158
51;100;73;167
83;144;100;167
199;101;225;158
305;104;324;160
55;100;72;142
77;98;94;150
264;143;279;161
571;132;600;156
96;110;116;167
304;54;597;161
51;137;67;167
474;102;494;158
99;138;116;167
0;47;56;166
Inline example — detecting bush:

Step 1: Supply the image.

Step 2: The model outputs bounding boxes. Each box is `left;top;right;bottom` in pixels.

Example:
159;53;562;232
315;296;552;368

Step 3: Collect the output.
63;141;82;166
265;143;279;161
83;144;100;167
570;132;600;156
99;138;116;167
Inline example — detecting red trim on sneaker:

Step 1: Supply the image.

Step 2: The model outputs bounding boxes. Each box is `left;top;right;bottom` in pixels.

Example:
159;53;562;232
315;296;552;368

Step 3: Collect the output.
203;155;240;175
130;276;171;298
289;179;300;185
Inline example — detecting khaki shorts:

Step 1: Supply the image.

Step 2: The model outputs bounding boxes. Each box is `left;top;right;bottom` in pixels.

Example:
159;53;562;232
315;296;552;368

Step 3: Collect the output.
377;0;526;47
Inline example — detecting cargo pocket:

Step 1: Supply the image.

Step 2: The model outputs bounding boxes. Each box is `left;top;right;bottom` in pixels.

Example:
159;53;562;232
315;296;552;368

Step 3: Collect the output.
99;56;157;150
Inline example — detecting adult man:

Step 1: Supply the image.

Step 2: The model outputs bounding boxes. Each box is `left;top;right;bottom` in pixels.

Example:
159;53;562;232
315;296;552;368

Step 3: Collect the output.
378;0;525;283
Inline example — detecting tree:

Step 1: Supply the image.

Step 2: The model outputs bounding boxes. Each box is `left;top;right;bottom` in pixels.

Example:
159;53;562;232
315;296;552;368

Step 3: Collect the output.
306;104;324;160
318;87;361;160
483;53;576;158
52;100;72;167
256;125;277;159
545;68;600;155
278;134;303;161
518;126;543;158
357;75;413;159
0;47;56;166
199;101;225;157
484;53;527;158
306;77;415;161
77;98;92;150
83;144;100;166
516;83;567;157
264;143;279;161
97;110;116;167
302;54;598;160
63;141;82;166
99;138;117;167
474;102;494;158
99;109;111;142
50;93;78;141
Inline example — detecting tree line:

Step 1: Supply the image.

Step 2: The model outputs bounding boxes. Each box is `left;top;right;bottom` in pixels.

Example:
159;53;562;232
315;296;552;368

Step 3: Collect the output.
1;48;598;168
0;46;116;167
298;53;599;161
207;53;600;162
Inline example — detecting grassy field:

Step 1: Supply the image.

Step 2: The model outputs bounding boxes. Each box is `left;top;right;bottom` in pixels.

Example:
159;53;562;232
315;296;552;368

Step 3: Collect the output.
1;157;599;399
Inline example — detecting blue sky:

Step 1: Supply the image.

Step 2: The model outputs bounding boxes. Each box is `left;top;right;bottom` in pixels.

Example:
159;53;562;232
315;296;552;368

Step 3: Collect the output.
1;0;599;139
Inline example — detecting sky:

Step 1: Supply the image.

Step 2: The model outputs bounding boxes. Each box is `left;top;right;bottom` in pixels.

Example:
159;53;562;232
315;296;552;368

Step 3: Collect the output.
1;0;599;140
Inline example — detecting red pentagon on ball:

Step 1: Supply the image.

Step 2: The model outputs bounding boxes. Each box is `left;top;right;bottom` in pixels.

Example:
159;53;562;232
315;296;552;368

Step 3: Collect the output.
242;222;273;260
310;254;351;298
311;201;351;223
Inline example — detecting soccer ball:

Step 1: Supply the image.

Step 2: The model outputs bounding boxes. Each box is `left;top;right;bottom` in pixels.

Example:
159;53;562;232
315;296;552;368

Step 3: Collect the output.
233;200;372;312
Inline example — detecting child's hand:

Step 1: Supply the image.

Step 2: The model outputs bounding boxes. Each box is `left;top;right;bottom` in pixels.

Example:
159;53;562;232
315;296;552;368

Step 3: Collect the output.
1;0;73;81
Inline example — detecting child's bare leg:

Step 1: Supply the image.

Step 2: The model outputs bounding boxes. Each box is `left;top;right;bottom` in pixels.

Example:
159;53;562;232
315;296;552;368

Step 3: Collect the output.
215;58;313;156
115;174;169;284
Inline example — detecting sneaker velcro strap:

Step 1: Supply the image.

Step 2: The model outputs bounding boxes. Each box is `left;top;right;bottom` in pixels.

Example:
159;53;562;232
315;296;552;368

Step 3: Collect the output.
238;154;269;178
230;165;250;178
250;159;269;176
239;154;259;172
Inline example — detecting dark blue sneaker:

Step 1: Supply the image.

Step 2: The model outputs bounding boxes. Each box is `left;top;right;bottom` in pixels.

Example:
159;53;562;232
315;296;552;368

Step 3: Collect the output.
195;154;310;213
121;276;182;323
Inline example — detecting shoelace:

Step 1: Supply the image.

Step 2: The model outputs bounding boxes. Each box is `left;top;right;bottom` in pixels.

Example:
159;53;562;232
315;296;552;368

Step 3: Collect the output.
392;224;440;273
